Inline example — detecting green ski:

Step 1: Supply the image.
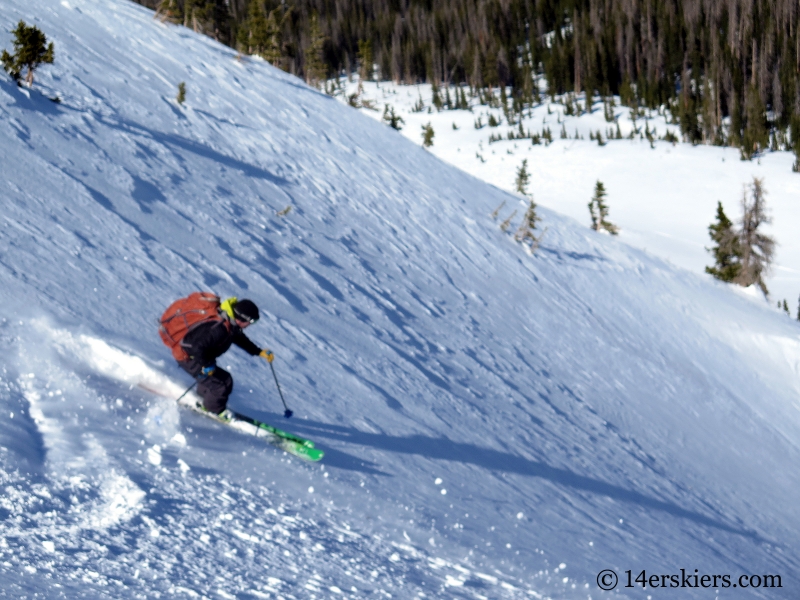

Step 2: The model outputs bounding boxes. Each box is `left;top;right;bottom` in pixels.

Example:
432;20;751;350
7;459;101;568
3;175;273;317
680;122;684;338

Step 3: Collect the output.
138;383;324;461
195;403;324;462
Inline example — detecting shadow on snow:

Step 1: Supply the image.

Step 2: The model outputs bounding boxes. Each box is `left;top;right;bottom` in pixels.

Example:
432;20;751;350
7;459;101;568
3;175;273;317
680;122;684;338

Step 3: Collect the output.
287;418;765;543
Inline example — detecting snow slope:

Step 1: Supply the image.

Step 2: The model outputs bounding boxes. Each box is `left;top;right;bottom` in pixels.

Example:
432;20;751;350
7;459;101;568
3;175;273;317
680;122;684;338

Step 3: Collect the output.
341;79;800;308
1;1;799;598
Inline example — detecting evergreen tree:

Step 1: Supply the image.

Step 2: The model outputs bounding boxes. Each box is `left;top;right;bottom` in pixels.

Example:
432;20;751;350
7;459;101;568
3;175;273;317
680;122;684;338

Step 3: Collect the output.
700;76;720;144
735;177;775;295
357;39;373;81
176;81;186;105
260;7;290;68
181;0;231;43
304;12;326;87
457;87;469;110
741;86;769;160
236;0;269;57
515;159;530;196
421;122;434;147
129;0;800;171
588;195;599;231
596;130;605;146
728;90;743;149
791;115;800;173
678;72;701;144
603;97;615;122
588;180;618;235
705;201;742;282
382;104;404;130
1;21;54;87
432;83;443;111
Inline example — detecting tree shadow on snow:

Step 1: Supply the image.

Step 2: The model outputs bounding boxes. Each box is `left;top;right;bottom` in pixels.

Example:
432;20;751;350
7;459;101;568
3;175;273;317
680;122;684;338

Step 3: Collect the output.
95;114;292;189
0;78;63;117
288;418;765;542
44;95;292;190
539;247;607;263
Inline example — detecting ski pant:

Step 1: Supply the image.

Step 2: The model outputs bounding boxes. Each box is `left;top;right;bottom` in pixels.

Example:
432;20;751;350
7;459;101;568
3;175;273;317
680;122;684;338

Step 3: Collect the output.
178;359;233;414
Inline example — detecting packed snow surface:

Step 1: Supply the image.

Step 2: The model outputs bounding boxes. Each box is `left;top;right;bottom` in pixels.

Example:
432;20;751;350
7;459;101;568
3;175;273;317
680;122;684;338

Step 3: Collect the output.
1;1;799;598
338;78;800;307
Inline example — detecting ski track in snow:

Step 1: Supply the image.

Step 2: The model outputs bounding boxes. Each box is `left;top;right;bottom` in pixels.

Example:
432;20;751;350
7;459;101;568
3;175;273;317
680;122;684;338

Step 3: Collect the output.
0;0;798;598
2;322;538;598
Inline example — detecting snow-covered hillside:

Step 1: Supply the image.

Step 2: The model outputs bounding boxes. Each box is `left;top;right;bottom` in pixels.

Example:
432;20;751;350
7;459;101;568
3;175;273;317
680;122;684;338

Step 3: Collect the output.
339;79;800;309
1;1;799;598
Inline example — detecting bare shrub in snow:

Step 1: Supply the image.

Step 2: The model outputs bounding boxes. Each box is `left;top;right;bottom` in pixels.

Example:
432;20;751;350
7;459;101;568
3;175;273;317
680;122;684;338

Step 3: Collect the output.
734;177;775;296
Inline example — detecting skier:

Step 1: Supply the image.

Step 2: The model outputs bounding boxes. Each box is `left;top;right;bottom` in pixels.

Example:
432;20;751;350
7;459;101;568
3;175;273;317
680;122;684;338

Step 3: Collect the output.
168;295;274;416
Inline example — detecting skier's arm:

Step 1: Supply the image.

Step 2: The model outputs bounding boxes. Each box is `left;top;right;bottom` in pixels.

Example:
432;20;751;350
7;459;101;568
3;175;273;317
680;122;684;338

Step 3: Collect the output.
232;329;262;356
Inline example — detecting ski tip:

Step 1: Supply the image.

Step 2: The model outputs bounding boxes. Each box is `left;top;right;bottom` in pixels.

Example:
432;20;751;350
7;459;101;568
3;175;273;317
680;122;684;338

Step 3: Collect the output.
281;441;324;461
303;449;325;461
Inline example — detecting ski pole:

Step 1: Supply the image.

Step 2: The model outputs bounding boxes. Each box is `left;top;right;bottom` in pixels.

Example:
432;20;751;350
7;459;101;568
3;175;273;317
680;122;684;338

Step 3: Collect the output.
269;361;293;418
176;380;198;403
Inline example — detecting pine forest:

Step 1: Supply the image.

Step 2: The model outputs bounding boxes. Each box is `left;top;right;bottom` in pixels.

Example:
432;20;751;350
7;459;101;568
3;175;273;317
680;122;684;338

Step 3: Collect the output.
137;0;800;158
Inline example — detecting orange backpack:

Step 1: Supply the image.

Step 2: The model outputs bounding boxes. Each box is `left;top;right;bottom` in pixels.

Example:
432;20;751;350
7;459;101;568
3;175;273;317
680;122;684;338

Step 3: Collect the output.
159;292;224;361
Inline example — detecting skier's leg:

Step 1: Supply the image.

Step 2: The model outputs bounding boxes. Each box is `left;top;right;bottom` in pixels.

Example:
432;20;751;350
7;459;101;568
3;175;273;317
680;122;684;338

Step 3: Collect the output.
196;368;233;414
177;359;202;378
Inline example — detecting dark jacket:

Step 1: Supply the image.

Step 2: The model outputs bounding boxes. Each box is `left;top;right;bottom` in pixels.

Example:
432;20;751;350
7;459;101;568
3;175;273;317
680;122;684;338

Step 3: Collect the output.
180;316;261;369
